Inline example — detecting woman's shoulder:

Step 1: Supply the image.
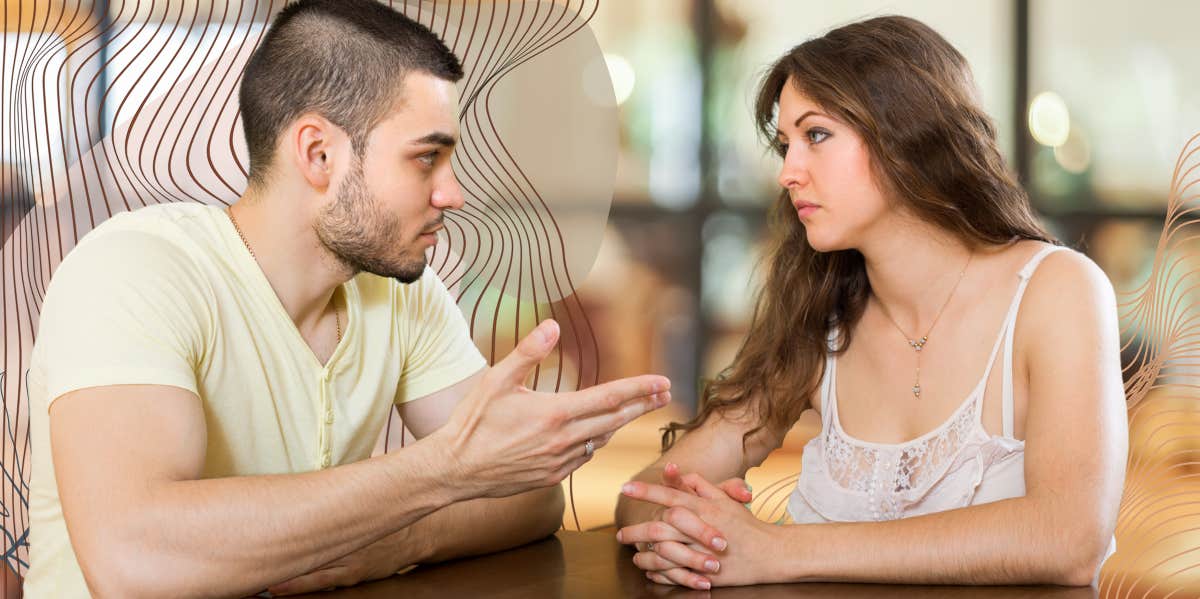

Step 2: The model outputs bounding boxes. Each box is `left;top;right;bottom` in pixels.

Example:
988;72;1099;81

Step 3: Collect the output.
987;239;1107;294
1012;240;1117;349
1017;240;1113;305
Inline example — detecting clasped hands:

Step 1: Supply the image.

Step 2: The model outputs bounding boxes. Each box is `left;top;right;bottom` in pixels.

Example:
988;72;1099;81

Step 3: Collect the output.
617;463;779;590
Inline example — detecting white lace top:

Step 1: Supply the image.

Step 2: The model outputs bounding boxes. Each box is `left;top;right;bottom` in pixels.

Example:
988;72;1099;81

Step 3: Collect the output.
787;244;1117;557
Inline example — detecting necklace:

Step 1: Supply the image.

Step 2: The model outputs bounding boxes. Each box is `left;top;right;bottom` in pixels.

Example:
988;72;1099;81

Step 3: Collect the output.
874;251;972;400
226;206;341;343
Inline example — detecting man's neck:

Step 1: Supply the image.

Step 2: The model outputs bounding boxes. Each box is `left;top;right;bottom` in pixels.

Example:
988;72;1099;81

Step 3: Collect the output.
227;190;353;334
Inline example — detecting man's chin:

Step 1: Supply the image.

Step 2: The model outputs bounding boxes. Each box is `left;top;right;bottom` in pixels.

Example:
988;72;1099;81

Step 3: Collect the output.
383;258;428;284
391;270;424;284
338;248;427;284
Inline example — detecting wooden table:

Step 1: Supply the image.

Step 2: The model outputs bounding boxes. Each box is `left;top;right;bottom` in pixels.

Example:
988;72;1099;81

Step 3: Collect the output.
307;531;1096;598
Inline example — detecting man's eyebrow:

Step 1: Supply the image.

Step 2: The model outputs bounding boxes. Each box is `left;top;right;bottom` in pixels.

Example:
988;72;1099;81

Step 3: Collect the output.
411;132;457;147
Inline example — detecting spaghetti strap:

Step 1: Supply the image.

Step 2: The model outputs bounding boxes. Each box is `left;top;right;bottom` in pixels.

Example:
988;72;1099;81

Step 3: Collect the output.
1000;245;1070;437
819;327;839;428
820;354;835;428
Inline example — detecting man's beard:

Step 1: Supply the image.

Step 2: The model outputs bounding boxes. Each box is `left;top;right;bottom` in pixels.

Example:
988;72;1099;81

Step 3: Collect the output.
314;160;427;284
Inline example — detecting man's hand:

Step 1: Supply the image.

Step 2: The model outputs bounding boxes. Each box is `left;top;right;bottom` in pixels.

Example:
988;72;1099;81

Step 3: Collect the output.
436;319;671;499
617;468;763;590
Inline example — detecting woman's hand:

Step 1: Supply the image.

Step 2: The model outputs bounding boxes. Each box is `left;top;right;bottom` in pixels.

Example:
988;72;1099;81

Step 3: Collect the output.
619;471;780;589
615;463;750;589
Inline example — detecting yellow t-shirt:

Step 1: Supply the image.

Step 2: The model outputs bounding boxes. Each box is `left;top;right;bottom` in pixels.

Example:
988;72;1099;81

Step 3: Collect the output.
23;203;487;597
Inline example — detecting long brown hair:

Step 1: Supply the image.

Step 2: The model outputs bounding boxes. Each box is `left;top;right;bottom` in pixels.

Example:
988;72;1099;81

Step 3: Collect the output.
662;15;1057;450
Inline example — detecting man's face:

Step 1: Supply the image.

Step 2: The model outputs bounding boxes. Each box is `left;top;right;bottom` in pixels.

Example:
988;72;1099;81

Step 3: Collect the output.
315;72;464;283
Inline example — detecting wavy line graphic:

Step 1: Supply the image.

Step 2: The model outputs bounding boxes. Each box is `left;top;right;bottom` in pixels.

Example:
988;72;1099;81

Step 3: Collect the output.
1097;132;1200;597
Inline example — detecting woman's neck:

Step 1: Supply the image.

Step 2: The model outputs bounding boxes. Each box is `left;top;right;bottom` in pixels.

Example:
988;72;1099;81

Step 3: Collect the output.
858;216;975;334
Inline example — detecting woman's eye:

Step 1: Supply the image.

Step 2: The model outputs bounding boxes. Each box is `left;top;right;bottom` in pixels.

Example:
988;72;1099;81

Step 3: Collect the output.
777;142;790;156
807;129;830;144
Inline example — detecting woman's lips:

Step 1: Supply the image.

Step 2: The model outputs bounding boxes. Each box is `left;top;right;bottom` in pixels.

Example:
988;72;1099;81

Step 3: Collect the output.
794;203;819;218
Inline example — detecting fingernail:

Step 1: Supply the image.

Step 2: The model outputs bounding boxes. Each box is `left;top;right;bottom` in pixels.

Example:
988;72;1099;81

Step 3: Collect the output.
705;560;720;573
698;580;712;590
713;537;727;551
616;530;623;542
746;483;753;493
622;483;636;494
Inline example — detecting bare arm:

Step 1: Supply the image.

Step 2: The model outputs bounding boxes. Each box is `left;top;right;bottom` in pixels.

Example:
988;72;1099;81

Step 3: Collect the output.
51;384;463;599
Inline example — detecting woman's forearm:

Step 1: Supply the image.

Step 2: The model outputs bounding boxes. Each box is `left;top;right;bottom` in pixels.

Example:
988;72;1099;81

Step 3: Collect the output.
771;495;1110;586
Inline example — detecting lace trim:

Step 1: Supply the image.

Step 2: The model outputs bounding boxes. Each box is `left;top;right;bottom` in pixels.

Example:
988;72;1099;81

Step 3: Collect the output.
824;393;982;517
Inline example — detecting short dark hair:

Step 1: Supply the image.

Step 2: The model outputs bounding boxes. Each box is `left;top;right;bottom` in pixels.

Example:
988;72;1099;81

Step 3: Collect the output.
239;0;464;189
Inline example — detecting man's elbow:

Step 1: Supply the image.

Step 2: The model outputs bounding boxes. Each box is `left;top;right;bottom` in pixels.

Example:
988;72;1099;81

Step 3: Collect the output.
76;535;202;599
78;548;164;599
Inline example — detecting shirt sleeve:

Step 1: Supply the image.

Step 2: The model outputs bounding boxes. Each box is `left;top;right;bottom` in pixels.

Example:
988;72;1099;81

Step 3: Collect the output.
393;267;487;403
35;230;208;408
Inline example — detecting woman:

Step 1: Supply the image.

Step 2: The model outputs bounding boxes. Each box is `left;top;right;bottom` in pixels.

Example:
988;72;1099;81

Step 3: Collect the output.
614;15;1126;590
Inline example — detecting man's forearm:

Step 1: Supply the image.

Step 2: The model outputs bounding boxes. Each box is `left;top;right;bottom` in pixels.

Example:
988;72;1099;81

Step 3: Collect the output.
89;436;469;598
413;484;565;564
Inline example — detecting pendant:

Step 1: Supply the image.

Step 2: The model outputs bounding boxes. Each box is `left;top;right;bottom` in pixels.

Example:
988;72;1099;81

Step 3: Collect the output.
912;385;921;399
909;336;927;352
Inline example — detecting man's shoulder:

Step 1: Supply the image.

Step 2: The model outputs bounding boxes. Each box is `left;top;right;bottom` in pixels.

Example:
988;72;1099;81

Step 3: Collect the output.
92;202;220;241
63;203;224;270
47;204;227;308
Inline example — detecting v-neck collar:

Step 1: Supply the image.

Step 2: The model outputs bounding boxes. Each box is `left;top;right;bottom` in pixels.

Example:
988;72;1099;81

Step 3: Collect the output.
215;205;356;373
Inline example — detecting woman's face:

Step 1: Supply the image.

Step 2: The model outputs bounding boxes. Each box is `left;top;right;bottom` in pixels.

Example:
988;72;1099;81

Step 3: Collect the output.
775;77;892;252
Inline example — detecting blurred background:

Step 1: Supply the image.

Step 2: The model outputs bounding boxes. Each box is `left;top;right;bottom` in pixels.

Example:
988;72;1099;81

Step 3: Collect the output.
3;0;1200;596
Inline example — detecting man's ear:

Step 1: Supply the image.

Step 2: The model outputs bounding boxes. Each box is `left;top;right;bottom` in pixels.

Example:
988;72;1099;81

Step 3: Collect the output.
287;114;343;192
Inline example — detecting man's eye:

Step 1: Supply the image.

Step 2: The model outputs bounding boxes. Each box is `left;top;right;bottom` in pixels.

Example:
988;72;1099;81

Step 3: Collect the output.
418;151;438;167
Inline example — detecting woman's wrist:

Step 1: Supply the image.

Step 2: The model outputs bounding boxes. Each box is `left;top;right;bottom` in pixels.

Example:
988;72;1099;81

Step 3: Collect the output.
761;523;810;583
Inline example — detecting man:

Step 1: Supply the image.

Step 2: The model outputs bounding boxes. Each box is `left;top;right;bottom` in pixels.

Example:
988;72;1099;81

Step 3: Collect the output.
23;1;670;596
